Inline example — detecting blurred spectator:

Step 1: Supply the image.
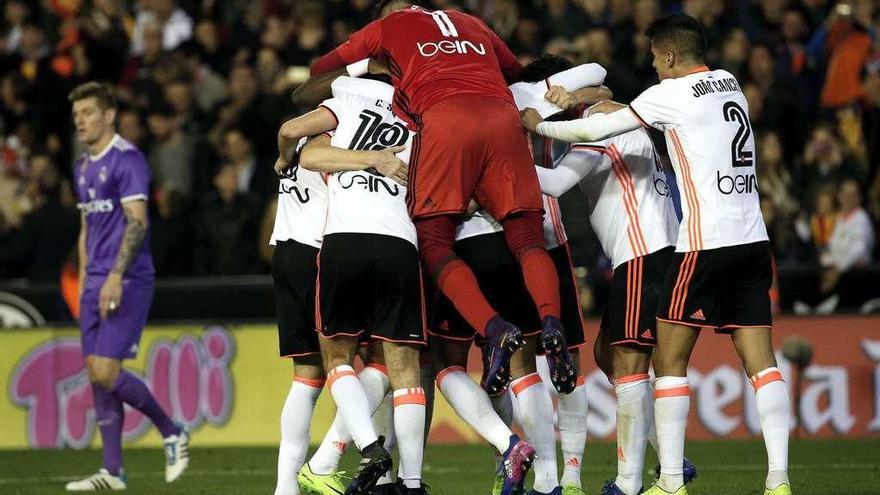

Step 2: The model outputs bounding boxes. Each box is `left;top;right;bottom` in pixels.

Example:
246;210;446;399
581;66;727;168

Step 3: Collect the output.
815;0;875;109
758;131;799;215
0;153;78;280
117;106;148;150
747;42;805;155
222;128;272;199
77;0;130;82
195;165;261;275
806;187;839;258
151;189;193;276
147;103;193;196
796;179;876;314
796;123;863;201
131;0;193;55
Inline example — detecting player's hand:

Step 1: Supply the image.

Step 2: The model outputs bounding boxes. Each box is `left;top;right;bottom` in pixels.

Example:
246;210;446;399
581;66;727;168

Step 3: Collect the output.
368;58;390;76
544;85;577;110
372;145;408;186
99;273;123;320
274;156;291;176
520;108;543;132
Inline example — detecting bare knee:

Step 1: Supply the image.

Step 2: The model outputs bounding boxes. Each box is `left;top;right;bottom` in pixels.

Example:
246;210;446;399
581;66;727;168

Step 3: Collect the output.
319;337;358;371
384;342;421;389
292;354;324;380
610;346;652;379
593;331;613;378
510;337;538;379
430;337;470;370
730;328;777;377
87;356;121;390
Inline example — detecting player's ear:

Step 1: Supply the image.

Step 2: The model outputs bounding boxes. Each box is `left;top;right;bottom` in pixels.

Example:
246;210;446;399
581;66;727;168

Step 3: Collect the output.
105;108;117;127
666;50;675;69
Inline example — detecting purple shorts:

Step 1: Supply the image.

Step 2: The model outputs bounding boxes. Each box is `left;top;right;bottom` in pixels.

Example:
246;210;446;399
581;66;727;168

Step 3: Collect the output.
80;279;154;360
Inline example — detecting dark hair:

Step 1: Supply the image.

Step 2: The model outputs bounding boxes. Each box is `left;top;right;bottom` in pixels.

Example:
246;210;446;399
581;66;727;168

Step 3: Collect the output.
68;81;117;110
372;0;421;19
645;14;707;61
520;54;575;83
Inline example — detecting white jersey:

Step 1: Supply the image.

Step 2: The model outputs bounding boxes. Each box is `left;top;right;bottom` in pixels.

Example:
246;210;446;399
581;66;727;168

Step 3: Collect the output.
456;210;502;241
542;128;678;268
319;77;416;246
270;138;328;248
629;67;768;252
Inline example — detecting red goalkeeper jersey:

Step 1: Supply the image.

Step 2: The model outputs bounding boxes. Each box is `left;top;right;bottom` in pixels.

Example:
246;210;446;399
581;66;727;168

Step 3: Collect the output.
310;6;523;129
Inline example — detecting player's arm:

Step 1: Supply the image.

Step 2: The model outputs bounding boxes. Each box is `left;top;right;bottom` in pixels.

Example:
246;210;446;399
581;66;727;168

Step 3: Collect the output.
299;135;408;186
293;59;389;111
310;20;383;75
544;85;613;110
78;212;87;297
275;107;339;175
100;200;148;319
521;107;641;143
535;148;604;197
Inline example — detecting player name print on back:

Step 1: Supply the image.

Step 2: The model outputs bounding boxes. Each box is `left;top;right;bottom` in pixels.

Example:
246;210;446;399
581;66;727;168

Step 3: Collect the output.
271;138;328;249
629;67;768;253
320;77;416;246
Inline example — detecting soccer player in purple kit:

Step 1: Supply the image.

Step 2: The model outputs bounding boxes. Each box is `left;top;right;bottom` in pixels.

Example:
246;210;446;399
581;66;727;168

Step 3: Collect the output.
64;82;190;492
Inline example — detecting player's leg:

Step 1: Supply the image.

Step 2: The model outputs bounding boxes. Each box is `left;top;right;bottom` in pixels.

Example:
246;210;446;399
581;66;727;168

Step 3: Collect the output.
510;339;559;495
409;106;525;395
730;328;790;493
382;342;426;492
608;347;653;495
650;321;699;494
272;240;326;495
546;244;588;493
473;100;574;395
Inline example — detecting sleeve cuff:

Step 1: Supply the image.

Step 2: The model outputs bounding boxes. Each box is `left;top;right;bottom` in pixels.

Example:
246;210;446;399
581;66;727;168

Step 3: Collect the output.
120;194;148;203
346;59;370;77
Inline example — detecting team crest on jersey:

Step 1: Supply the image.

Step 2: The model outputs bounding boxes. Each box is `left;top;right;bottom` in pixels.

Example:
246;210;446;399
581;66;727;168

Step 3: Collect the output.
88;188;96;200
99;166;108;183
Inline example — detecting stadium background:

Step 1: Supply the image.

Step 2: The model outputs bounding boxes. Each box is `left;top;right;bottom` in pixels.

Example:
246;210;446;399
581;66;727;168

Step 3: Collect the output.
0;0;879;494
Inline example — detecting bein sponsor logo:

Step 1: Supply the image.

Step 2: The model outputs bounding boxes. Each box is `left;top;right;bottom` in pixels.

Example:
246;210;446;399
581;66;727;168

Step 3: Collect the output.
417;40;486;57
716;170;758;195
8;326;235;448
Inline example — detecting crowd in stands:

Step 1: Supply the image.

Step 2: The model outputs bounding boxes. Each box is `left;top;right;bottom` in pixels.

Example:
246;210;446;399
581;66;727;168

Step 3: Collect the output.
0;0;877;312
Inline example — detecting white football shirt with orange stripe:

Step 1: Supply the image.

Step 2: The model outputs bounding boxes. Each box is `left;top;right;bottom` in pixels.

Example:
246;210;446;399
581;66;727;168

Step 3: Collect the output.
629;66;768;252
543;127;678;268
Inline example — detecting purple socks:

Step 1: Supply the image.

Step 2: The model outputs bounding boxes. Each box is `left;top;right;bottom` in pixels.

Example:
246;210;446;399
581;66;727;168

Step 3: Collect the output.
110;370;180;438
92;385;124;476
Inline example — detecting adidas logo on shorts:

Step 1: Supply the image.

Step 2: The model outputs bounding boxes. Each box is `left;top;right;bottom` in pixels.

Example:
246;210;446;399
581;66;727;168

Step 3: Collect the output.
690;309;706;321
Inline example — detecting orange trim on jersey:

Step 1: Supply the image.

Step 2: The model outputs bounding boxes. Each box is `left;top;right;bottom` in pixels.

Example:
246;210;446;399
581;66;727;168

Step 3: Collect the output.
608;145;648;257
668;252;697;320
436;366;466;387
675;252;698;319
511;373;543;396
576;375;586;386
393;388;427;407
633;257;644;340
293;376;326;388
655;385;690;398
685;65;711;75
750;370;784;391
669;130;703;250
571;144;608;153
326;368;357;389
365;363;388;376
615;373;650;385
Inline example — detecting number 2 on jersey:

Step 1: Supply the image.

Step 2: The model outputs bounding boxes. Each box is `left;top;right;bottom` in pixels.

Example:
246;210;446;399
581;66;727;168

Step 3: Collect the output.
723;101;754;168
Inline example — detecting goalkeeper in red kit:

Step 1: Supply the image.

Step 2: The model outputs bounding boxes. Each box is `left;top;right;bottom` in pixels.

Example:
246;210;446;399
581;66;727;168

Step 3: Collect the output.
310;0;577;396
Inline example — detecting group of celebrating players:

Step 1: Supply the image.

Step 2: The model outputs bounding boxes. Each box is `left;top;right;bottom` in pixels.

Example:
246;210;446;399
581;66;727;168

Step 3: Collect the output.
66;1;793;495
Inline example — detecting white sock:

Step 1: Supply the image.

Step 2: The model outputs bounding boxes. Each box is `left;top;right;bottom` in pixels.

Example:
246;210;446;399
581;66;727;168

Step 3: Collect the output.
559;376;587;488
326;365;378;451
437;366;513;453
375;394;396;486
751;368;790;489
274;377;323;495
309;364;390;474
614;374;652;495
512;373;559;493
535;355;559;398
654;376;689;493
393;388;427;489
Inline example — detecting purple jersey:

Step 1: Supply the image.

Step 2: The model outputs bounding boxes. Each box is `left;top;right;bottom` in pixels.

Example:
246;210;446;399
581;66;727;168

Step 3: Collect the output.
75;134;154;284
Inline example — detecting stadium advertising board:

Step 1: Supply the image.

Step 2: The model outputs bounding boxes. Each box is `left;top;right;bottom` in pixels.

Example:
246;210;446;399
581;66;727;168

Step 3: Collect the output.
1;317;878;449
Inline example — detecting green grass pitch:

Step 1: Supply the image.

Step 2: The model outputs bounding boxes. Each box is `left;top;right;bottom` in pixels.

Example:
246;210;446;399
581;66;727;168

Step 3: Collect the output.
1;439;878;494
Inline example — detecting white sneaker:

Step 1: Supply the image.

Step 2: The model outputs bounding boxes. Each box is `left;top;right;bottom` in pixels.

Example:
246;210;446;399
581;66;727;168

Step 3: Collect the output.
65;469;127;491
164;425;190;483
